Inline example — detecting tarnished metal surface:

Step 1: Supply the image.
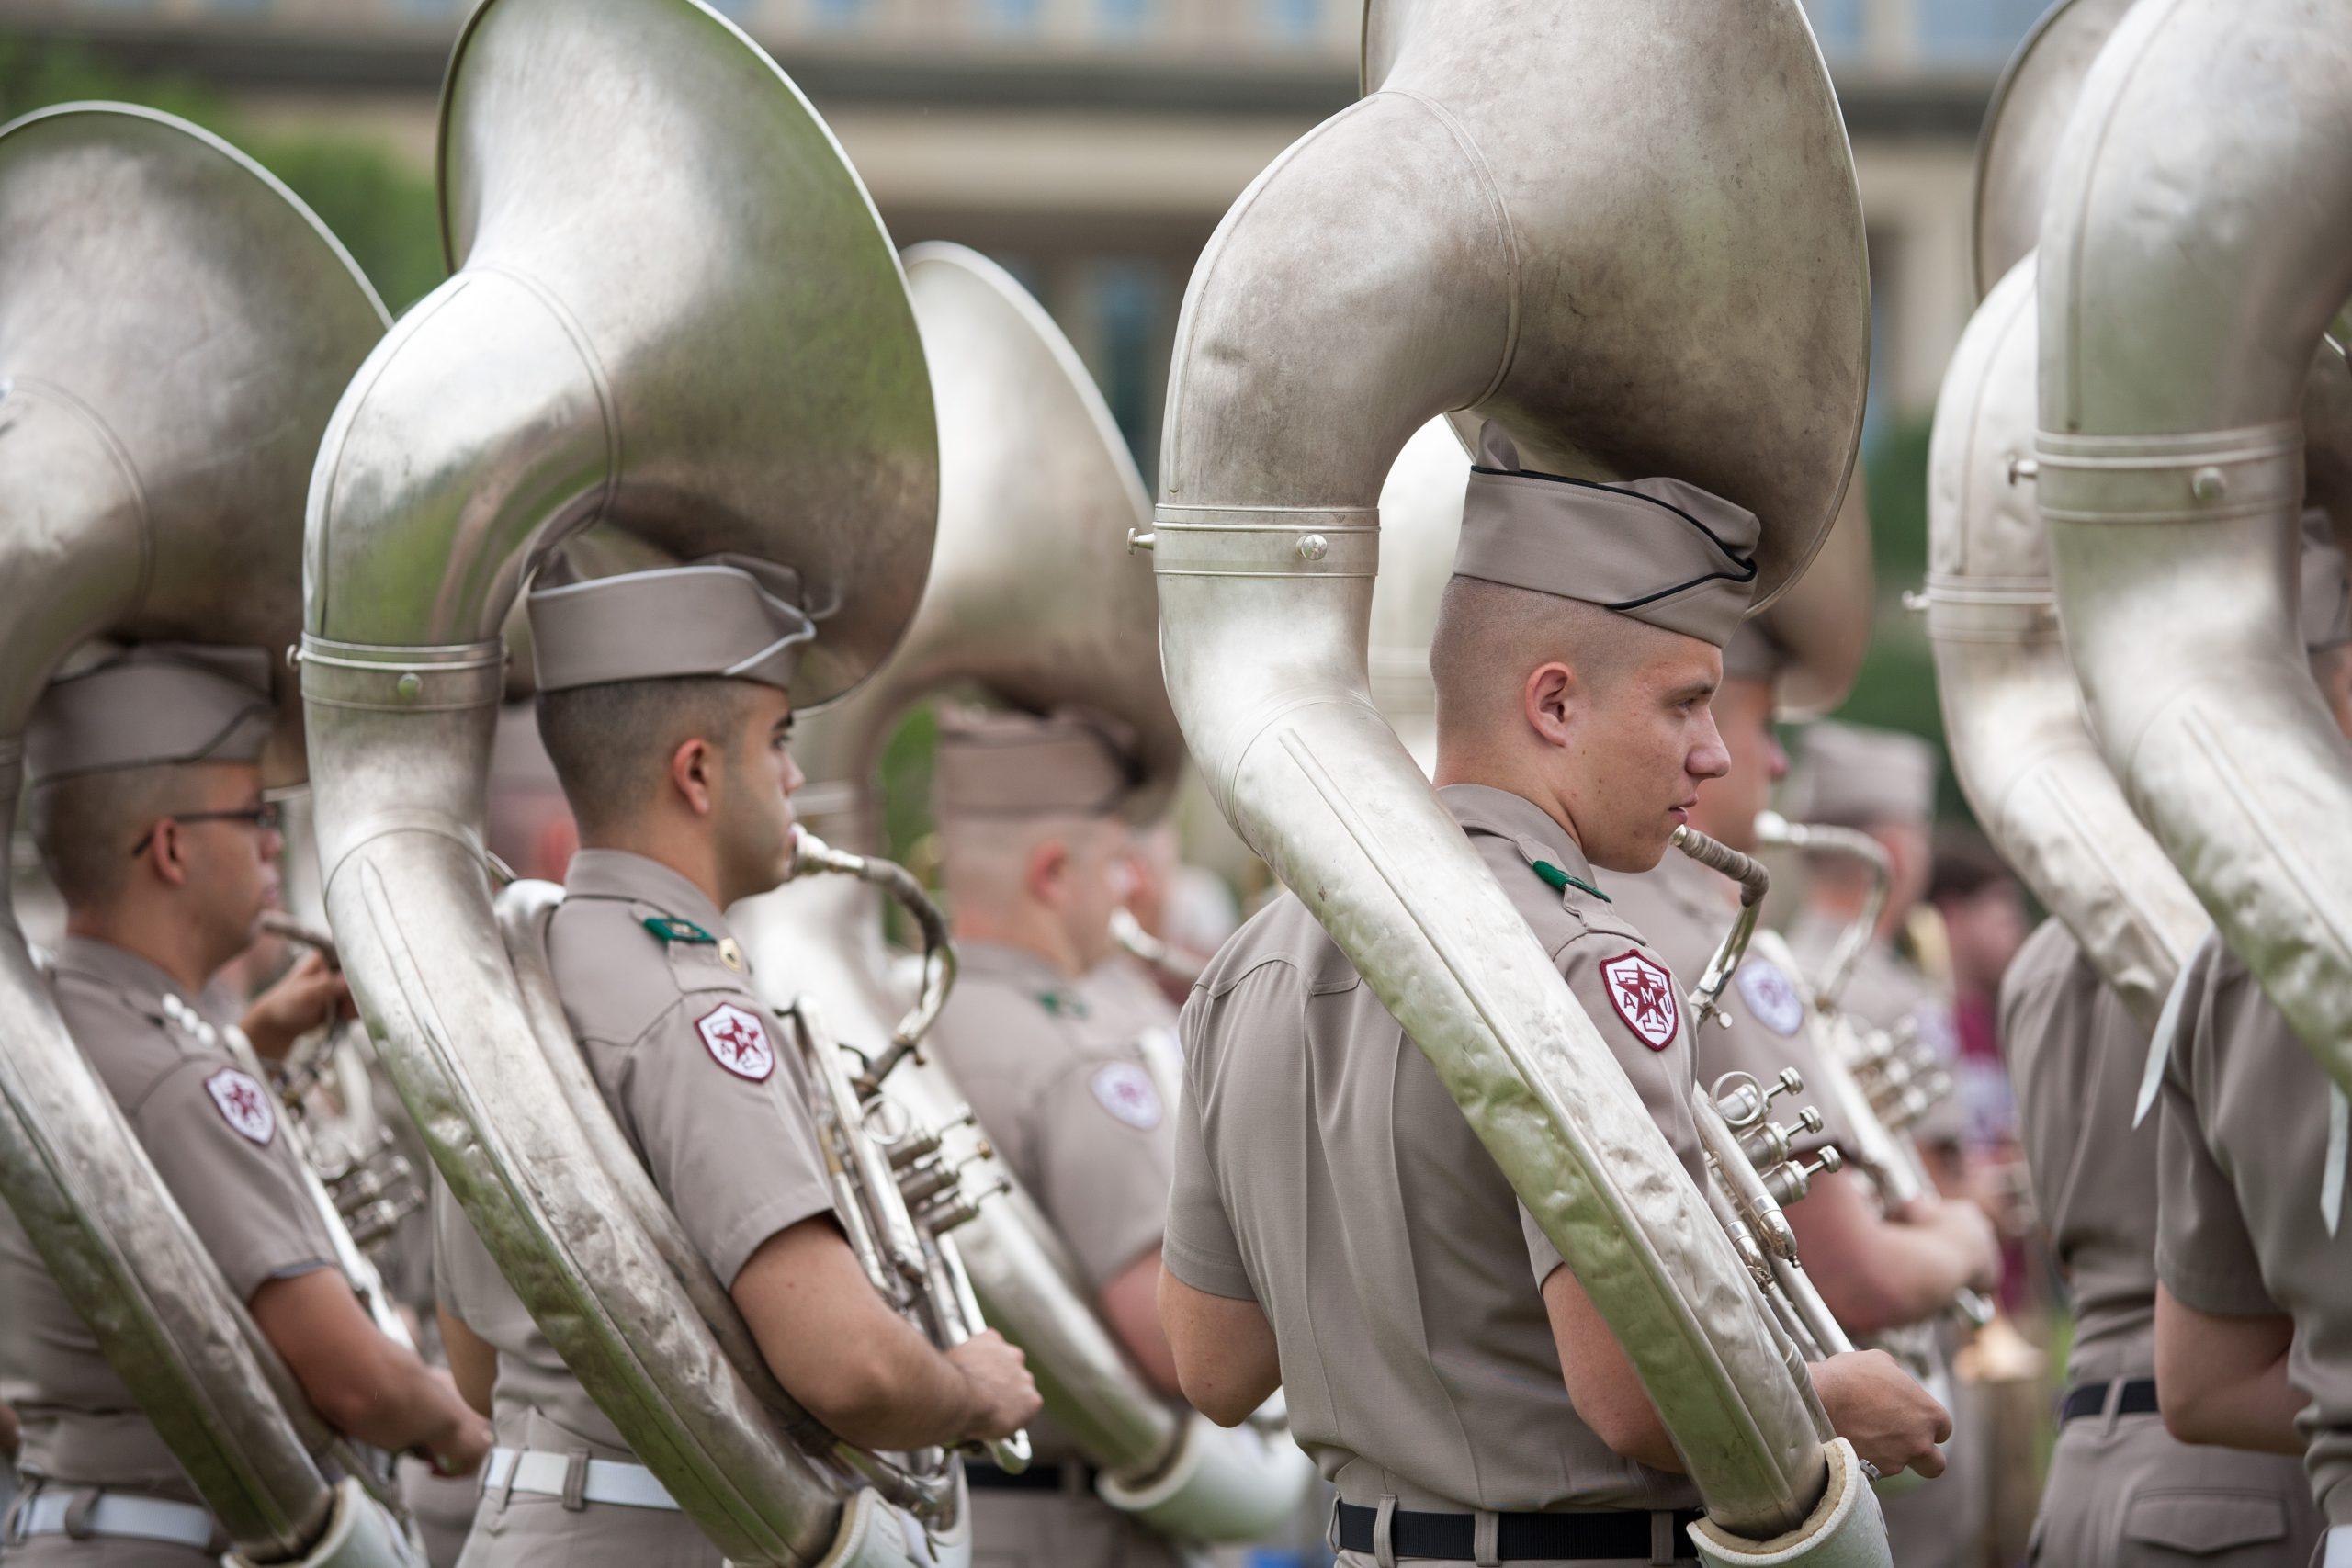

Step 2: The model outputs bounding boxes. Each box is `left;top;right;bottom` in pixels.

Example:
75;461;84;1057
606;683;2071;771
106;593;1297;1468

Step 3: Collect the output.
2036;0;2352;1090
0;103;391;1562
1153;0;1867;1539
737;244;1314;1528
1928;259;2208;1028
299;1;951;1560
1971;0;2143;300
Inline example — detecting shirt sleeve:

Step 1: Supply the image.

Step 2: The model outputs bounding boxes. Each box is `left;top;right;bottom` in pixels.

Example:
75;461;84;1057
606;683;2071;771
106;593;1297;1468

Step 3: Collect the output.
617;993;840;1289
1031;1054;1179;1292
135;1059;337;1303
1161;987;1258;1303
2154;954;2278;1317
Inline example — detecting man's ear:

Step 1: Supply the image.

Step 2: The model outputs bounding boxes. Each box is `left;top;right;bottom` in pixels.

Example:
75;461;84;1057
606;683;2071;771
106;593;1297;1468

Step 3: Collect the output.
142;820;190;890
1523;660;1578;748
1023;837;1069;908
667;735;720;818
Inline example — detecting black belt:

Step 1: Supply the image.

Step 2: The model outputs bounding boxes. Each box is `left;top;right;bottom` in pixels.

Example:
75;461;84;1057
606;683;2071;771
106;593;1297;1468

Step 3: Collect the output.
1336;1501;1701;1562
965;1461;1097;1493
2058;1377;2161;1426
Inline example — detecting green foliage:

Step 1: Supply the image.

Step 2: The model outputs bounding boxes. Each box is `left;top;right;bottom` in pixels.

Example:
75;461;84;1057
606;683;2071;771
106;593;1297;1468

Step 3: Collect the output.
1821;414;1976;821
0;38;443;310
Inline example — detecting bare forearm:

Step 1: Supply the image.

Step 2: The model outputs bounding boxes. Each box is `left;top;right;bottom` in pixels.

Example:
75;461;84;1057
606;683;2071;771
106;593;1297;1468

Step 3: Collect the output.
814;1315;983;1453
2155;1289;2305;1455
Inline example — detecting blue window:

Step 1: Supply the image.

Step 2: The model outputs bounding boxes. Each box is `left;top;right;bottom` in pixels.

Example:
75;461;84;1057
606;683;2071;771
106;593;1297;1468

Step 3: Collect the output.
1800;0;1864;58
980;0;1042;30
1094;260;1165;468
1099;0;1152;34
808;0;864;27
1916;0;2046;61
1262;0;1319;41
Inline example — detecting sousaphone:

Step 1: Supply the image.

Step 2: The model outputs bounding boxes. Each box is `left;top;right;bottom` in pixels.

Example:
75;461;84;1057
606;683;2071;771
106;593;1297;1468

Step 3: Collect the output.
1147;1;1884;1560
2037;0;2352;1089
737;242;1314;1544
0;106;415;1567
298;1;962;1561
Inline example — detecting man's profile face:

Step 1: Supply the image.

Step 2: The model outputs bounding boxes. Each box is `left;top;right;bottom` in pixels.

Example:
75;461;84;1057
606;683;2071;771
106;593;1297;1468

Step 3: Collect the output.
710;684;804;906
168;761;282;954
1689;675;1785;853
1552;637;1730;874
1057;818;1129;971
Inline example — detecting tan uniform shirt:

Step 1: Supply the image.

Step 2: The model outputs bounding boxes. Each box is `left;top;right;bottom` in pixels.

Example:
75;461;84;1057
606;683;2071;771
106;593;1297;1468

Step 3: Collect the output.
1165;784;1703;1516
2157;931;2352;1527
930;942;1179;1300
1998;919;2157;1386
1785;912;1967;1150
434;850;837;1461
0;937;338;1500
1611;852;1849;1158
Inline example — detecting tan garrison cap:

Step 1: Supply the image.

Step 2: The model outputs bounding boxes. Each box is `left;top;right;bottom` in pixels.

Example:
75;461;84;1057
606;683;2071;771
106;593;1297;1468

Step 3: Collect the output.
1452;422;1762;647
934;705;1141;825
526;552;818;695
1788;721;1937;829
27;645;276;784
2301;508;2351;654
1719;618;1792;686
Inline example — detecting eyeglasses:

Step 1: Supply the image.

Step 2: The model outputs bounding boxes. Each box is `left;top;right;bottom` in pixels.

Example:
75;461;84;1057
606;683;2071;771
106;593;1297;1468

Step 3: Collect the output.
130;800;285;858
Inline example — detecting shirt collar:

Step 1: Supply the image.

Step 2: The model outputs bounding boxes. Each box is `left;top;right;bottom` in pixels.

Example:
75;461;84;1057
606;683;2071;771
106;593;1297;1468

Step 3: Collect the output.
563;849;733;940
1651;840;1734;920
1437;783;1600;890
51;934;194;1010
956;941;1091;1013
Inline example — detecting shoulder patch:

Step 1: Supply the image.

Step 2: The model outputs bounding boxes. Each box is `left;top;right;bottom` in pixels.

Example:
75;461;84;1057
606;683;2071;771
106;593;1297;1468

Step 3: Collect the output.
1600;950;1680;1052
204;1067;277;1146
1735;959;1805;1038
1089;1061;1164;1130
695;1001;776;1082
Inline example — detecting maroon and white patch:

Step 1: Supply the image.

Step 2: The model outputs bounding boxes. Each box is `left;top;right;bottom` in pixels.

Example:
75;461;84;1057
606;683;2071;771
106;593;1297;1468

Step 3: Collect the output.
1600;950;1680;1052
695;1002;775;1083
204;1067;277;1146
1090;1062;1164;1131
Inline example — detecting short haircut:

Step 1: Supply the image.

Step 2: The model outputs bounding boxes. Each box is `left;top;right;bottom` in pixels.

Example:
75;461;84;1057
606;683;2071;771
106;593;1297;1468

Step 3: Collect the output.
28;764;180;910
1428;575;1679;748
1927;827;2011;906
535;676;761;836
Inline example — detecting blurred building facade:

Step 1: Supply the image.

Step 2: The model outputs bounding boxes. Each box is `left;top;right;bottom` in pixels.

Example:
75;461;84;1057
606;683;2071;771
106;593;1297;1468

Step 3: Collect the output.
6;0;2046;468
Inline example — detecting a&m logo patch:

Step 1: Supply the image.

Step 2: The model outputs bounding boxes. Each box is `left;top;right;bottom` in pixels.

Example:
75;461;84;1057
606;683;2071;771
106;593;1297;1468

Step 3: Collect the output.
1090;1062;1164;1130
1600;950;1680;1052
205;1067;277;1146
695;1002;776;1083
1736;959;1806;1038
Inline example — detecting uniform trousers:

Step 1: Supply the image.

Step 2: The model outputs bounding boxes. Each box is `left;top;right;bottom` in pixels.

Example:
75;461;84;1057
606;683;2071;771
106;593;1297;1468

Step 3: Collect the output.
398;1453;481;1568
2026;1409;2320;1567
969;1472;1183;1568
454;1410;717;1568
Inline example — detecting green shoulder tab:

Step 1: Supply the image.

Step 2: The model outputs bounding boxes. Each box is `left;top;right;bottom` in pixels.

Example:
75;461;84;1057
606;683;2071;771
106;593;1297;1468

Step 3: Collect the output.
1531;860;1611;904
1037;989;1091;1021
641;915;718;946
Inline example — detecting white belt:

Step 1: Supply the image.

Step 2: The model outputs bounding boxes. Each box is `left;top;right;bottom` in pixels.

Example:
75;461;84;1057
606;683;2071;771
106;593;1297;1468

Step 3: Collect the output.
9;1490;218;1550
485;1446;682;1511
2324;1525;2352;1568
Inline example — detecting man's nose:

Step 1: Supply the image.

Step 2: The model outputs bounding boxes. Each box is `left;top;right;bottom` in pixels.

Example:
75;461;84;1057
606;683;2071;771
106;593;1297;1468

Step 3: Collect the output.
781;750;807;796
260;827;285;863
1691;716;1732;781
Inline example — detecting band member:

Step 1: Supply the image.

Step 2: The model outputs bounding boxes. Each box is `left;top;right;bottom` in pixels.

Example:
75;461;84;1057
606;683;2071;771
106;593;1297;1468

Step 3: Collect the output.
0;647;493;1564
1609;625;2002;1337
925;705;1188;1568
2004;923;2320;1567
2150;516;2352;1564
433;559;1039;1568
1159;434;1949;1567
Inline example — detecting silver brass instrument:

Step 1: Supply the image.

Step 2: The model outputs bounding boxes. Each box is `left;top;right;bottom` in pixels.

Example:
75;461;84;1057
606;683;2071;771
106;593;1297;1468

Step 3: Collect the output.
2037;0;2352;1087
298;0;974;1560
1108;908;1205;990
1670;829;1853;1365
783;831;1029;1477
736;243;1315;1546
256;912;427;1271
0;106;420;1566
1146;0;1887;1552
